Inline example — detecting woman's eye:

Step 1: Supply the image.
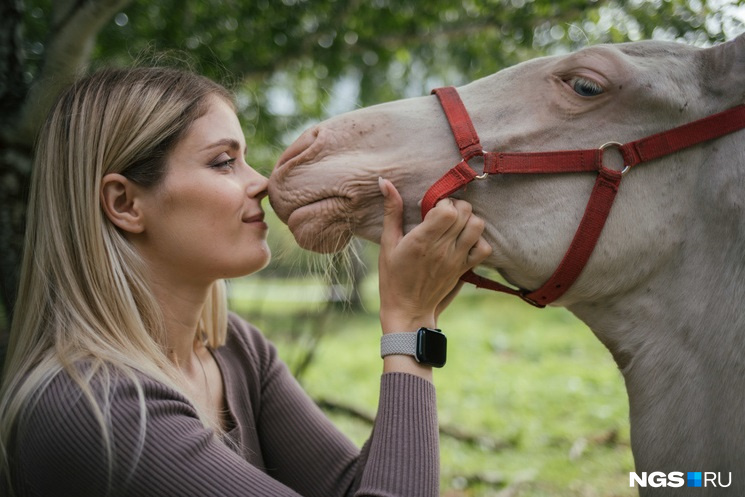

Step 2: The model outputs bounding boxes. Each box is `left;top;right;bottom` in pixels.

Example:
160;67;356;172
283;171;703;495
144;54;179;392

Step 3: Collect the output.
568;77;604;97
210;157;236;170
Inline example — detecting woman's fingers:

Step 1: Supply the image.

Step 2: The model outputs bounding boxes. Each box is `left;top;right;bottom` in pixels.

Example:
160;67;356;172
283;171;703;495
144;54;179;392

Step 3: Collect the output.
467;237;493;267
412;198;476;247
377;181;491;305
379;177;404;250
454;212;485;252
456;210;492;269
406;195;491;271
429;199;490;266
412;198;459;240
441;199;474;242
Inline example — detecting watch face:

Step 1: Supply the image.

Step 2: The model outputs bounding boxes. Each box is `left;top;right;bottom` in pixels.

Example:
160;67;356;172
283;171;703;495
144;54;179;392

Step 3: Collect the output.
416;328;447;368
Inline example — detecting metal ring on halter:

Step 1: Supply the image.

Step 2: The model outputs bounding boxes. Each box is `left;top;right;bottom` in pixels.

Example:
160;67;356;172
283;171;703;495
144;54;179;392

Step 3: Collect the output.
599;141;631;175
460;155;489;180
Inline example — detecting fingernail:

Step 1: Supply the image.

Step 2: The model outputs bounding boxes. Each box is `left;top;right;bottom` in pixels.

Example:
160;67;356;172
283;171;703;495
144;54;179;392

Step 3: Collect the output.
378;177;389;197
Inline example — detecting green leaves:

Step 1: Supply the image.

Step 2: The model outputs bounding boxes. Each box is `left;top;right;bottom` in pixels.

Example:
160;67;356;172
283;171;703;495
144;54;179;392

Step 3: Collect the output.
20;0;745;175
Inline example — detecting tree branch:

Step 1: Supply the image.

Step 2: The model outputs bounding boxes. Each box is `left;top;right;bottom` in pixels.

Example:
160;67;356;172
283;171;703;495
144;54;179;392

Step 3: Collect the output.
0;0;26;127
315;397;517;451
12;0;134;146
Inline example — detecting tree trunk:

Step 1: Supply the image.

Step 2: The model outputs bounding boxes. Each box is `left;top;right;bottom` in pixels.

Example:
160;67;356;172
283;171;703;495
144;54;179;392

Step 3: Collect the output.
0;0;31;371
0;0;134;374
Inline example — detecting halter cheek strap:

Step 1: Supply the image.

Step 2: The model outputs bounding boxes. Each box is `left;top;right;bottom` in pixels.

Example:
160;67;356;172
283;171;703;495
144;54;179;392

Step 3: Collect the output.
425;86;745;307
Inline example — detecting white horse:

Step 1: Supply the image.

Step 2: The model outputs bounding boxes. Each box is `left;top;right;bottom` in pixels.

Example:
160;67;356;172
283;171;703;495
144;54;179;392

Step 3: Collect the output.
268;33;745;495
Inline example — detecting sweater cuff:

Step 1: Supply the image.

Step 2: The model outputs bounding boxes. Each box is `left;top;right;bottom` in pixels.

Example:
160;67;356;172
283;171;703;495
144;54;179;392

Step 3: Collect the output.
356;372;439;497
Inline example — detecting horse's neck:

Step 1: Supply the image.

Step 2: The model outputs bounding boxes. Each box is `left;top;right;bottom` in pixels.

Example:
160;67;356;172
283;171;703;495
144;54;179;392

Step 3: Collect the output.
570;202;745;477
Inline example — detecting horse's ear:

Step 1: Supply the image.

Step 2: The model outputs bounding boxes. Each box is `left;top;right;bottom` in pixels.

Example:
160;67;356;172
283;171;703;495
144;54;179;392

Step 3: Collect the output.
701;33;745;104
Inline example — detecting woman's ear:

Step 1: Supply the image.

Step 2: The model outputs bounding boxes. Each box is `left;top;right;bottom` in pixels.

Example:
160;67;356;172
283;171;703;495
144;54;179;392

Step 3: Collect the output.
100;173;146;234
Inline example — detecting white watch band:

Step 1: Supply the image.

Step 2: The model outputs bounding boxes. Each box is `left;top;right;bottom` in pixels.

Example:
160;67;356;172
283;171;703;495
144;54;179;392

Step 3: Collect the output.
380;332;418;358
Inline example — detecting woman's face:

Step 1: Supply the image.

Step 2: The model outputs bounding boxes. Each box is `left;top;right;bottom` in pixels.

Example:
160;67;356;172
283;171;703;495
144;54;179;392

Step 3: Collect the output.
136;95;270;286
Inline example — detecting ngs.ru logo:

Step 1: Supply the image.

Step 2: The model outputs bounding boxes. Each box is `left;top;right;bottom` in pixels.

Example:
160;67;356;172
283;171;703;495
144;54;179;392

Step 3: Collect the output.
630;472;732;488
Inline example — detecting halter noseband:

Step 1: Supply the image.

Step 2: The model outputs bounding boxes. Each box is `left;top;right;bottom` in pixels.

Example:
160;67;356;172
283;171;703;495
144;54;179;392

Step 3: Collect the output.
425;86;745;307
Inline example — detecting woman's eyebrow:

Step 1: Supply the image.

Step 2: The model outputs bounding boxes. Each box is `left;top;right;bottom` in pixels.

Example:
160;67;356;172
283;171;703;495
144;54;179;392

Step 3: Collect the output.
200;138;242;152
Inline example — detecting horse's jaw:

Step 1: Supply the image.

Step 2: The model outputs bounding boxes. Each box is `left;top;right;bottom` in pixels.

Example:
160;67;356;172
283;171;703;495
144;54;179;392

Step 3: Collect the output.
268;93;455;253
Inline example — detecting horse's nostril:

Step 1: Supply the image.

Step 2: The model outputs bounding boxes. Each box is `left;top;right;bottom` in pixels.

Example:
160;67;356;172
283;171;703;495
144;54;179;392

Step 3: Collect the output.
274;126;320;171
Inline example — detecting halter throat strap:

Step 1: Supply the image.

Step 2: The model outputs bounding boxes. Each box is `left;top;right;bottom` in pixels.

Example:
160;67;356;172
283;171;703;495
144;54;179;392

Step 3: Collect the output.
424;86;745;307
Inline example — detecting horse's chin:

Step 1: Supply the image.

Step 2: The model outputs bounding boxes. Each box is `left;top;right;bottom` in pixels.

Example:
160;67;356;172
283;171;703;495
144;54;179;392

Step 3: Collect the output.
286;197;353;253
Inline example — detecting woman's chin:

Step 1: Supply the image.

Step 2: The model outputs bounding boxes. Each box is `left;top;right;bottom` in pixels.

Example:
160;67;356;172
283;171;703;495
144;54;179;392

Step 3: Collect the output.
227;245;272;279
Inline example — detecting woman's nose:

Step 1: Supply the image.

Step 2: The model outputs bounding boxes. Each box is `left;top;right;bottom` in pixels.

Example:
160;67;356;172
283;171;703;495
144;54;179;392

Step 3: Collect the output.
245;165;269;200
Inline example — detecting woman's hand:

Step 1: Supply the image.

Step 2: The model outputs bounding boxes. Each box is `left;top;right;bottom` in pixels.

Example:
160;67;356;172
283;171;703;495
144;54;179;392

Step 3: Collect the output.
377;178;492;335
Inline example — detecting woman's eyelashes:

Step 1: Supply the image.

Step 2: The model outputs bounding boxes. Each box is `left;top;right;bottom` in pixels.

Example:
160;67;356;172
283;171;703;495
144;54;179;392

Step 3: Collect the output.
209;153;237;170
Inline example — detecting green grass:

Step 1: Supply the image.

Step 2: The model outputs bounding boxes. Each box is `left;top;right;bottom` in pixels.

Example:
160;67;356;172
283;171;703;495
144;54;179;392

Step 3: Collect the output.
229;274;636;497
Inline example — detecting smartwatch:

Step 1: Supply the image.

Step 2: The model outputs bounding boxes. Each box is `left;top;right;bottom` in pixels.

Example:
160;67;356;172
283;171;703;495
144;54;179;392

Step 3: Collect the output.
380;327;447;368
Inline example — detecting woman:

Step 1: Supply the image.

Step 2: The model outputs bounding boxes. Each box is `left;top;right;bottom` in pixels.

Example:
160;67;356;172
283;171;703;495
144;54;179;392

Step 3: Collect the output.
0;66;491;496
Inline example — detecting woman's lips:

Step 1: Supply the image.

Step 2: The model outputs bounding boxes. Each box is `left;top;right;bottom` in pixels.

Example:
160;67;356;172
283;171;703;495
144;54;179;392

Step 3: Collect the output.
243;212;265;223
243;212;267;229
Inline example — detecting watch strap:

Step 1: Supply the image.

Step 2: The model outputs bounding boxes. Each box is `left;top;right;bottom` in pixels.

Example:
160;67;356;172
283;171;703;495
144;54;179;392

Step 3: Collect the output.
380;332;418;358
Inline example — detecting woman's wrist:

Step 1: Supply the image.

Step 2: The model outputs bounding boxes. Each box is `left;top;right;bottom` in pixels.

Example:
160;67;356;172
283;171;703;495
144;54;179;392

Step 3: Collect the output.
379;310;436;335
379;312;437;382
383;354;434;381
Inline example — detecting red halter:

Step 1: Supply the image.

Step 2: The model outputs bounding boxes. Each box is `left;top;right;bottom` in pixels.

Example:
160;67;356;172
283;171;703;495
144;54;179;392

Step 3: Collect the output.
425;86;745;307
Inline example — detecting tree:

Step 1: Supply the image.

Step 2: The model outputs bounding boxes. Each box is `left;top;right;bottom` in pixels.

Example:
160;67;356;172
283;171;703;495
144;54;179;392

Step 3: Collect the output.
1;0;742;370
1;0;136;369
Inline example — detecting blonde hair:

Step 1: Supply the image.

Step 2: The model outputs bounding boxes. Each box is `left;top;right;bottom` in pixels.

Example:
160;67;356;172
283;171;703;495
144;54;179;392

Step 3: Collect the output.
0;67;233;490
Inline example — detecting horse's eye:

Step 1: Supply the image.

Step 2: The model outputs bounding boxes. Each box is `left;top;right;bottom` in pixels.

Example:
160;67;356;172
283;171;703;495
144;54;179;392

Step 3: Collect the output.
568;77;604;97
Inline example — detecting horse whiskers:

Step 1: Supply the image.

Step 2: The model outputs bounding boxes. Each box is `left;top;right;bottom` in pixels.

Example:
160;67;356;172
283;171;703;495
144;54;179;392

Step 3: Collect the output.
267;232;327;281
311;222;366;307
324;241;367;308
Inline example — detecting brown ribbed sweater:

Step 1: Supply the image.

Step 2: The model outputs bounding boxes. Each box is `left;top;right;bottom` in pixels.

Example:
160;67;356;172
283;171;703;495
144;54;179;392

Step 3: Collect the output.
8;314;439;496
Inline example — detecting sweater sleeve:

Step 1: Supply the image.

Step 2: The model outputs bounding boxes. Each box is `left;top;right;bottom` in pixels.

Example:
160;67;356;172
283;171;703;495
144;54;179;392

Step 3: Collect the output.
259;372;439;497
228;316;440;497
358;373;440;497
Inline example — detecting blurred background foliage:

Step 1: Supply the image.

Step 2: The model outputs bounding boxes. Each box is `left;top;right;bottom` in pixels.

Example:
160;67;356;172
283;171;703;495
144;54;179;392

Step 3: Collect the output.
3;1;744;495
19;0;745;173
